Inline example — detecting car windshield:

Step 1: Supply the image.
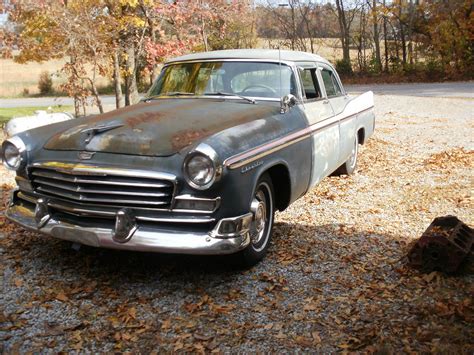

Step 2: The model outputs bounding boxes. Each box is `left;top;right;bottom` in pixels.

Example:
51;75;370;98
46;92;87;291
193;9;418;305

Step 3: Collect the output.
147;61;297;100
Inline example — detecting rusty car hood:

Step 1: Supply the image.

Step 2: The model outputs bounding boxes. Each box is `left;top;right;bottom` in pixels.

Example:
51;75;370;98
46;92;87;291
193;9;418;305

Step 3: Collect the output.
44;99;278;156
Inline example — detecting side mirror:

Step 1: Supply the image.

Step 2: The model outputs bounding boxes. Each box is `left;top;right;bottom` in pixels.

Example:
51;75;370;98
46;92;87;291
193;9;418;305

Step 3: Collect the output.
280;94;298;114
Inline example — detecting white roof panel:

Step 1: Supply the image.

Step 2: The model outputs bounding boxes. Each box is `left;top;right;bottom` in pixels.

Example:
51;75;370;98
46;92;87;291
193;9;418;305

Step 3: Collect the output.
166;49;331;65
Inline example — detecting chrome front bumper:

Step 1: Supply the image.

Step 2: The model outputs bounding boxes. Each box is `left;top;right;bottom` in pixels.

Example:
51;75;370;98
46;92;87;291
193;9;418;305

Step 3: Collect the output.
6;199;252;255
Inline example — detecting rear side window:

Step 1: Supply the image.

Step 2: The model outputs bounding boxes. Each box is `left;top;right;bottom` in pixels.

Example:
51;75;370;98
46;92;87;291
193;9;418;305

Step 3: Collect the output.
321;69;342;97
301;68;321;100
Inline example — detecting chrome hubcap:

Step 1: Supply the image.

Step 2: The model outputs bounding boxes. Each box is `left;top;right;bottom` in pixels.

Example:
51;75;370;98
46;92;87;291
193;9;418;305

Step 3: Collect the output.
250;189;267;246
348;138;357;169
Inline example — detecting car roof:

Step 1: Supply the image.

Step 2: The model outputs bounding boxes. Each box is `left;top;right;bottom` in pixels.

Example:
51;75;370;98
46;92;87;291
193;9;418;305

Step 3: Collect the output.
165;49;331;65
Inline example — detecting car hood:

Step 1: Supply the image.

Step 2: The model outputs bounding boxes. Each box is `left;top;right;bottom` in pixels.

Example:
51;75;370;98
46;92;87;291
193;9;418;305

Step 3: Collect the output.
44;99;278;157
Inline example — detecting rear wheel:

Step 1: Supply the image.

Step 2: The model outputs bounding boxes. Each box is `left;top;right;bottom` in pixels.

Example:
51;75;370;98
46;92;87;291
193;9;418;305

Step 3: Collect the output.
235;174;275;267
333;134;358;176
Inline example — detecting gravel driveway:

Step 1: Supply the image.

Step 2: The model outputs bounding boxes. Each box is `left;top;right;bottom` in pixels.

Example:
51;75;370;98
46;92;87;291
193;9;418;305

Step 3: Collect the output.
1;93;473;352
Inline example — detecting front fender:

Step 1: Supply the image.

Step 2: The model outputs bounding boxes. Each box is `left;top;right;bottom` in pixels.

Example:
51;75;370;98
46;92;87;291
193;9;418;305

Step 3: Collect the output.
214;133;312;219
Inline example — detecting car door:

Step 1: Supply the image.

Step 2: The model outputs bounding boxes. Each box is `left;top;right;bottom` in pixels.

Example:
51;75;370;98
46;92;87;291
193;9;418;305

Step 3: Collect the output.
319;65;355;167
299;64;339;187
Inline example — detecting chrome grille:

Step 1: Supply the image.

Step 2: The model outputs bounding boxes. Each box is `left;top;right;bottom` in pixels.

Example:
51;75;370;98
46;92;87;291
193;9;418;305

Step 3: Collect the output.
29;166;176;210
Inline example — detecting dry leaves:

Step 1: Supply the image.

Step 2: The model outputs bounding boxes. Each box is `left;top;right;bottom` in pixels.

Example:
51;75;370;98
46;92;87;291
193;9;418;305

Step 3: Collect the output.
424;148;474;170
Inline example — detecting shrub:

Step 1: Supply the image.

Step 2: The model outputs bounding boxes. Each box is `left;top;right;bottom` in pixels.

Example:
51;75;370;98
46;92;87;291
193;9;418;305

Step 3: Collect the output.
335;59;353;76
424;59;444;80
38;71;53;95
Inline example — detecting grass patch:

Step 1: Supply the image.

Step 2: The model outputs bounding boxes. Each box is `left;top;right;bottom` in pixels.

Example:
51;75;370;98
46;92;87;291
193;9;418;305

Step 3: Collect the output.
0;105;73;125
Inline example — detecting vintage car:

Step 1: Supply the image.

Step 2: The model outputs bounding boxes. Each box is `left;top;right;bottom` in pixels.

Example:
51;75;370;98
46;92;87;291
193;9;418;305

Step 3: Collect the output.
2;49;374;266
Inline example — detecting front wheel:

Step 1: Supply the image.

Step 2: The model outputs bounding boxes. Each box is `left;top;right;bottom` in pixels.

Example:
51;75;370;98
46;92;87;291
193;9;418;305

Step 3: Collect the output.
235;174;275;267
333;134;359;176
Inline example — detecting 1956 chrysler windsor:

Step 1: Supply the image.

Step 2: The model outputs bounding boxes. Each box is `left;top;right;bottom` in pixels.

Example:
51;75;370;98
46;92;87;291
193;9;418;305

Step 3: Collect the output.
2;49;374;265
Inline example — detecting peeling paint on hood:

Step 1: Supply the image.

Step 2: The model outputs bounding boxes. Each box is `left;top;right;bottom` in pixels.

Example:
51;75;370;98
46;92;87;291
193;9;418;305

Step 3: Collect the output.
44;98;278;157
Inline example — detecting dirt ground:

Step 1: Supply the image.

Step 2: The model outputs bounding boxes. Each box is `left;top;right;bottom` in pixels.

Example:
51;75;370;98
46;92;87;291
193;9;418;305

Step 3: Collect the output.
0;94;473;352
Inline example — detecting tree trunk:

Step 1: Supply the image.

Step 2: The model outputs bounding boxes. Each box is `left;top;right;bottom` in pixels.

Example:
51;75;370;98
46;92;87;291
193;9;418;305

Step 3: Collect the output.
74;95;80;117
199;0;209;51
335;0;352;70
124;45;139;106
88;79;104;114
397;4;407;65
113;49;123;109
140;0;158;82
406;0;415;65
372;0;382;72
400;25;407;65
200;19;209;51
382;0;389;72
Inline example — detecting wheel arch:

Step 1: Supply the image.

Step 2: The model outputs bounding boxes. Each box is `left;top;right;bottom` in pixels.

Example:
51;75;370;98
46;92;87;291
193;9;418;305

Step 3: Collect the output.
357;127;366;145
260;162;292;212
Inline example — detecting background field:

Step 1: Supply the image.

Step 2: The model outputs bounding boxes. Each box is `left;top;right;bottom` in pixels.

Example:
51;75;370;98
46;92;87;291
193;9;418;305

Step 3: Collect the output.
0;57;110;98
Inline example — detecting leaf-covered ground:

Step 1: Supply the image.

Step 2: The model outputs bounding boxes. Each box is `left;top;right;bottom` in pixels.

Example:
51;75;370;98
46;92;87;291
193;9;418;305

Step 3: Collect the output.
0;95;473;352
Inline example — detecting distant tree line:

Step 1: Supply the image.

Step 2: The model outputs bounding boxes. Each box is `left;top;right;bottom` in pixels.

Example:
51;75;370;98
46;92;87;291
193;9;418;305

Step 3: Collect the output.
257;0;473;79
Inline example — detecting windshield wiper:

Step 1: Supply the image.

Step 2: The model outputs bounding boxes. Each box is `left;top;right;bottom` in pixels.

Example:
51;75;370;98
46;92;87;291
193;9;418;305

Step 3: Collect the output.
144;92;195;101
204;91;256;104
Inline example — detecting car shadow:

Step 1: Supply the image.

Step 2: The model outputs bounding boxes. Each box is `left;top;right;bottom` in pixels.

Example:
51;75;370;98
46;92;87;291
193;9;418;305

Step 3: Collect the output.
5;219;415;289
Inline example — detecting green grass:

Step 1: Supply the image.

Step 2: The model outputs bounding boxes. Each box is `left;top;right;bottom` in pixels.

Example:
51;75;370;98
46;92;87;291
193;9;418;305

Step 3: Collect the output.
0;105;73;125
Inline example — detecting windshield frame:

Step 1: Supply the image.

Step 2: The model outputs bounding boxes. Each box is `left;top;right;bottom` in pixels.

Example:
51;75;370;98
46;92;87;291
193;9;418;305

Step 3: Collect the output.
146;59;303;102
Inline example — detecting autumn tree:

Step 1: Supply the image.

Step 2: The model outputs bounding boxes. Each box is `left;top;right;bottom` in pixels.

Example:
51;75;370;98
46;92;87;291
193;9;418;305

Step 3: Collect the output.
423;0;473;74
14;0;116;115
0;0;17;59
144;0;256;71
103;0;152;106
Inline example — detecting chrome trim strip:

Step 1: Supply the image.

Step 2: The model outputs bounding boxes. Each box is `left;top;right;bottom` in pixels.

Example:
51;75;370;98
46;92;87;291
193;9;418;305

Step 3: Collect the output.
36;186;170;206
31;162;177;182
17;192;214;224
20;190;217;215
17;191;37;204
33;177;171;197
32;170;171;188
164;58;296;67
49;201;115;217
19;191;172;213
137;216;215;224
224;106;374;169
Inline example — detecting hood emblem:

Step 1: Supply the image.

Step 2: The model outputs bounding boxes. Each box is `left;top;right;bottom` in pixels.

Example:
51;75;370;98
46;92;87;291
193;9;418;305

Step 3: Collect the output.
78;151;96;160
81;123;124;144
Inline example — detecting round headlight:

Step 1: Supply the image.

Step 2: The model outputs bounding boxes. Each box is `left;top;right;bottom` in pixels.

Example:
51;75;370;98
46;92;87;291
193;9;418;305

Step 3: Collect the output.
2;136;26;171
185;153;215;188
183;144;221;190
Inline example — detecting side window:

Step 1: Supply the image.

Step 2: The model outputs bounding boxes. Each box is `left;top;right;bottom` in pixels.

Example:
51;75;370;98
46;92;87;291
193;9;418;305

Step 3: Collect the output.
320;69;342;97
331;74;343;96
301;69;321;100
